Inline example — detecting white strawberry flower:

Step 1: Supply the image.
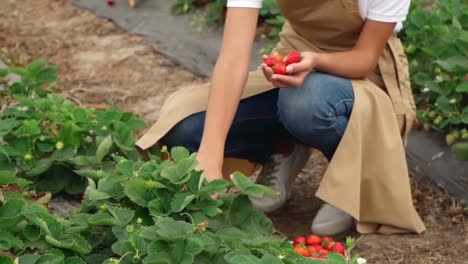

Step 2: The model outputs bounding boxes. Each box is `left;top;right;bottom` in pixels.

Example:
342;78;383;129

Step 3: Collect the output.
422;87;430;93
357;257;367;264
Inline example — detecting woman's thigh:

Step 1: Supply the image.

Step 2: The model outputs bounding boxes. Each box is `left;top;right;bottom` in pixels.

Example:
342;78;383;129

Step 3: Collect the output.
160;89;288;163
277;72;354;159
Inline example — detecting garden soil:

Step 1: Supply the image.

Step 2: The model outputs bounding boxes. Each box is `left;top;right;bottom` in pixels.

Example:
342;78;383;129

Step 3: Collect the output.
1;0;467;263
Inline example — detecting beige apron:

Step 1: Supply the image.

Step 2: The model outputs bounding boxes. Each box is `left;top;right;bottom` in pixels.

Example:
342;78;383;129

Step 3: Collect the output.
136;0;425;234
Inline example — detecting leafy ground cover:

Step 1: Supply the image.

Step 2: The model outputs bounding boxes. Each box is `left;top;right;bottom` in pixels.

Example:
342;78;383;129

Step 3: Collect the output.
0;1;467;263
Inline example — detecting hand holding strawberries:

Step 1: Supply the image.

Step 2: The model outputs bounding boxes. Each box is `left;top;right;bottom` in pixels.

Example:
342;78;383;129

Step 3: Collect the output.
261;51;319;88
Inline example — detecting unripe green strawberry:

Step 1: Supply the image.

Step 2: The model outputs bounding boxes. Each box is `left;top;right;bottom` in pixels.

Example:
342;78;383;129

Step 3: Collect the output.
451;130;461;140
101;125;108;131
144;180;157;189
446;134;456;146
433;116;443;126
424;123;431;132
56;141;64;150
427;111;437;120
23;153;33;161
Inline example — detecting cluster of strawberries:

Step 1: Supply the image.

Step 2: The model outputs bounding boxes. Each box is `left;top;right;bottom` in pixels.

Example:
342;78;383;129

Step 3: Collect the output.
263;51;302;75
293;234;346;259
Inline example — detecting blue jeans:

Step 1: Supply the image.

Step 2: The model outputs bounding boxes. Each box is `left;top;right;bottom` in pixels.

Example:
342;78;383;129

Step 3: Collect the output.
161;72;354;162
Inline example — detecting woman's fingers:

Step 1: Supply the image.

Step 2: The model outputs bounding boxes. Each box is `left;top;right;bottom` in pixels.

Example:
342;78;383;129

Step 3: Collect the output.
271;74;302;88
261;64;273;81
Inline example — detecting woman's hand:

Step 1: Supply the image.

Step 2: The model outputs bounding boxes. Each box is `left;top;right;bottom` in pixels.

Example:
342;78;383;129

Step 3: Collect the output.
196;151;223;199
261;51;320;88
196;151;223;182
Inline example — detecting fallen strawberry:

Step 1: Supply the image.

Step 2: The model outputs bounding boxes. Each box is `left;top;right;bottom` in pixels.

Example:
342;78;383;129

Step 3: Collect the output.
322;236;334;250
306;234;321;246
331;242;345;254
264;57;276;67
293;236;306;247
285;51;302;65
412;120;421;129
318;248;329;256
294;246;311;257
107;0;115;6
274;63;287;75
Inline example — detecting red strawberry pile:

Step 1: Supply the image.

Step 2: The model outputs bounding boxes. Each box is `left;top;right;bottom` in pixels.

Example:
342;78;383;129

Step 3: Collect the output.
264;51;302;75
293;234;345;259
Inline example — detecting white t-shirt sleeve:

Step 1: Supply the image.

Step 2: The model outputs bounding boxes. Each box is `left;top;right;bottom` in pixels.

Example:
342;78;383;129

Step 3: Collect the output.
227;0;262;8
366;0;411;23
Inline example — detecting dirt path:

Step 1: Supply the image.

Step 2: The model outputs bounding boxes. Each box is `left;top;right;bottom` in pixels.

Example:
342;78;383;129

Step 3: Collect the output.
1;0;467;263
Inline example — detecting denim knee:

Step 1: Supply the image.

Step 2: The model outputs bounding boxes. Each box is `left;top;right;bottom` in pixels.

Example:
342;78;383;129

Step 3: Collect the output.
160;112;205;152
277;72;354;148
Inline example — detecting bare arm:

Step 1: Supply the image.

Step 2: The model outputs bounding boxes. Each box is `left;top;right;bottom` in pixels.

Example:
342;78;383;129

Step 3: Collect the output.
264;20;397;87
314;20;396;78
196;8;259;180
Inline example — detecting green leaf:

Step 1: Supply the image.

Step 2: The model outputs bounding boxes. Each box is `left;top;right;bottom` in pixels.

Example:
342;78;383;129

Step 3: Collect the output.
9;67;28;77
25;158;54;177
0;199;25;219
124;178;156;207
26;58;45;77
230;172;254;190
259;254;284;264
170;192;197;213
113;121;135;151
0;256;14;264
161;155;198;184
107;205;135;226
65;257;86;264
154;218;196;240
88;213;120;226
86;189;111;201
229;196;253;226
148;198;170;217
452;143;468;161
326;253;347;264
117;160;134;177
96;135;113;162
0;231;24;250
435;56;468;72
23;225;42;241
225;251;260;264
199;179;228;195
0;118;21;136
184;237;204;255
36;65;57;84
170;147;190;162
0;170;16;185
455;82;468;92
98;174;125;199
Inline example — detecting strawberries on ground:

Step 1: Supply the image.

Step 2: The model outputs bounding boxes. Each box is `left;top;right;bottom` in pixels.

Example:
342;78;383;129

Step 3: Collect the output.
292;234;346;260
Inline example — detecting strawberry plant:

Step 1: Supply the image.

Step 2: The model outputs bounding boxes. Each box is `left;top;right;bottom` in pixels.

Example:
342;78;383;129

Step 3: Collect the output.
0;61;146;194
400;0;468;158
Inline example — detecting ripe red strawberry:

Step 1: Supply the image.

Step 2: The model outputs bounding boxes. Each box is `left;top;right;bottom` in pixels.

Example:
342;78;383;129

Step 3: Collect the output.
274;63;287;75
331;242;345;254
293;236;306;246
308;245;317;254
79;192;85;201
285;51;302;65
264;57;276;67
312;245;322;252
306;235;321;246
322;236;335;250
412;120;421;129
273;52;283;63
318;248;329;256
294;246;311;257
107;0;115;6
